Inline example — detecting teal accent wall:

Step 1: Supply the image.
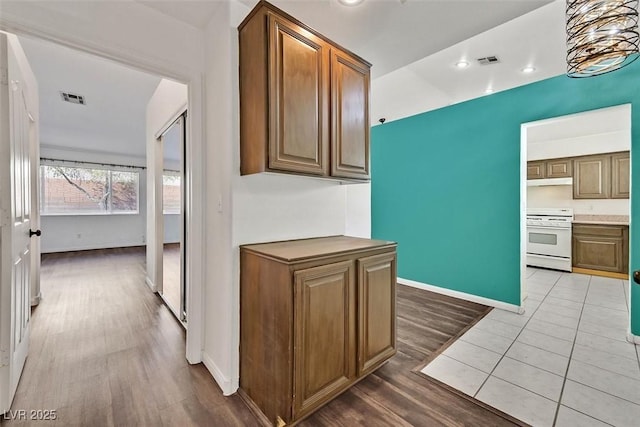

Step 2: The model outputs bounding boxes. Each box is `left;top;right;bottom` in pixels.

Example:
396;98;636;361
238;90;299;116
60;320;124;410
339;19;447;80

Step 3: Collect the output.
371;61;640;333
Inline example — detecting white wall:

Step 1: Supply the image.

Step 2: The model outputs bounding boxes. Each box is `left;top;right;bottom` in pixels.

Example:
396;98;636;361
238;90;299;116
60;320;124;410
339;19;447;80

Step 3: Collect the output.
146;79;187;291
528;186;630;215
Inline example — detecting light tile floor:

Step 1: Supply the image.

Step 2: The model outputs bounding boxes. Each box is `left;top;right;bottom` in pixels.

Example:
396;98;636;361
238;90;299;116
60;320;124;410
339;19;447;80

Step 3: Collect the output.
421;267;640;427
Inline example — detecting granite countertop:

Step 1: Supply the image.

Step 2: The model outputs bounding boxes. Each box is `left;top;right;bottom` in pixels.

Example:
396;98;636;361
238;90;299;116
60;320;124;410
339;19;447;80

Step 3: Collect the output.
572;214;629;226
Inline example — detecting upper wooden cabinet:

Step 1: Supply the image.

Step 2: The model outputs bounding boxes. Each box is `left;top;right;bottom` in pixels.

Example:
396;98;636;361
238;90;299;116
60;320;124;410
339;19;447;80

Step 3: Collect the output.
573;154;611;199
527;161;546;180
527;158;572;179
528;151;629;199
331;50;370;179
546;158;572;178
267;13;330;176
611;151;630;199
239;1;371;181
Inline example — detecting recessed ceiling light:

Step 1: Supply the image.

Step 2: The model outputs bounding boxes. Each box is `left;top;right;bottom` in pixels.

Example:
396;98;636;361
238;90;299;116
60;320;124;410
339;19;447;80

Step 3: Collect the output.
521;65;536;73
455;60;470;69
338;0;365;6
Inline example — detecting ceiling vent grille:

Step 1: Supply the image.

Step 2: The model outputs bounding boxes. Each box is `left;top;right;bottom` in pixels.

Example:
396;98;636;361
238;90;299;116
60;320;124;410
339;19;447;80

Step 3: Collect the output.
60;92;86;105
477;56;500;65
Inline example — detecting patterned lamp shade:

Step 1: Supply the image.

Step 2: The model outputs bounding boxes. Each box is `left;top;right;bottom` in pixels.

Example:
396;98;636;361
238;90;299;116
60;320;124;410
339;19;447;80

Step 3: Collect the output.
566;0;640;77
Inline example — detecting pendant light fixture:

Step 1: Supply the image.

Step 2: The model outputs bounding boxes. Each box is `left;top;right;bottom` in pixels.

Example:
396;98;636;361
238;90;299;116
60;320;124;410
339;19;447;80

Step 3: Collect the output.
566;0;640;77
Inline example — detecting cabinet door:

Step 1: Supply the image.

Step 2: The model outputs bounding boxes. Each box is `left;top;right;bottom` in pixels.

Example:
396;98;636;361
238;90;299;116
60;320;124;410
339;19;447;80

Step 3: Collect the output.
546;159;572;178
573;234;624;272
293;261;356;419
527;161;545;179
357;252;396;376
331;50;370;179
611;151;630;199
268;14;330;176
573;154;610;199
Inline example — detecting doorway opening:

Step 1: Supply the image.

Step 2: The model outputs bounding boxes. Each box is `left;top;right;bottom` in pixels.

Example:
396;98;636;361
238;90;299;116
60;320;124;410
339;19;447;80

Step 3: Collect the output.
0;28;201;414
520;104;632;324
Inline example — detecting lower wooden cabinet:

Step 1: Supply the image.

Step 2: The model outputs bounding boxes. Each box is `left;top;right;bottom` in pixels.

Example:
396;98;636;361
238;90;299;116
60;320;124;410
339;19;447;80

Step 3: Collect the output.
240;236;397;426
573;224;629;273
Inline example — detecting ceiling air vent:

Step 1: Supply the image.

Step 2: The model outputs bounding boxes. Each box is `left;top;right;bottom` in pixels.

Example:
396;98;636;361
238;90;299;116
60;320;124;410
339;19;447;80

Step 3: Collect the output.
60;92;86;105
477;56;500;65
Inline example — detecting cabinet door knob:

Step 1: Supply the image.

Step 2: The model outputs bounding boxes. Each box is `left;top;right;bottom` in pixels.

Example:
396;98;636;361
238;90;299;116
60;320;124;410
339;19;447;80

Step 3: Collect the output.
29;229;41;237
634;270;640;285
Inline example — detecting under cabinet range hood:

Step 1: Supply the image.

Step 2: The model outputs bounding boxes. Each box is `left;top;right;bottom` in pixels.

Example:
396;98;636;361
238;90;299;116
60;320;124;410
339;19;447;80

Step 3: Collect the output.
527;177;573;187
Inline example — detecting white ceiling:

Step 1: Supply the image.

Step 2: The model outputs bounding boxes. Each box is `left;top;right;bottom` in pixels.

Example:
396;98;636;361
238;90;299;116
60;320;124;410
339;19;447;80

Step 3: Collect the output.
371;0;568;123
18;35;162;158
153;0;551;79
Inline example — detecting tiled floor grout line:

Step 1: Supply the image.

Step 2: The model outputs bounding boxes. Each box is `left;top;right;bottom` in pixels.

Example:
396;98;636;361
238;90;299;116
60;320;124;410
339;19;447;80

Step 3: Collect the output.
551;274;592;427
471;272;562;400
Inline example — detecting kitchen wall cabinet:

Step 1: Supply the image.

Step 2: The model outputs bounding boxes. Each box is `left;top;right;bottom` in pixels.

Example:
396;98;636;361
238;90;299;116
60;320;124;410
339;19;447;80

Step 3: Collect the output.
239;1;371;181
527;158;572;179
527;161;546;179
240;236;396;425
573;224;629;273
546;158;572;178
573;154;611;199
611;151;630;199
527;152;629;199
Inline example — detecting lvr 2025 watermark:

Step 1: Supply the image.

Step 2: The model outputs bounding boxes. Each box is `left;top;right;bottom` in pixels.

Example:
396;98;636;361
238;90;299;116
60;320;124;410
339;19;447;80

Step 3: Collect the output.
2;409;57;421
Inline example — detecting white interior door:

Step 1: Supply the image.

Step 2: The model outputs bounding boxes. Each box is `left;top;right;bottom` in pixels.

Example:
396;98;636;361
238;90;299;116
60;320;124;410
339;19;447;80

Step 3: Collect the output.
0;33;38;414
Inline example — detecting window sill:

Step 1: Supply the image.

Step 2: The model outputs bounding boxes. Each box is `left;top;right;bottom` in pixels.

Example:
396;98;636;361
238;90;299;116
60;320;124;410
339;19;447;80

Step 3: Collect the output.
41;211;140;217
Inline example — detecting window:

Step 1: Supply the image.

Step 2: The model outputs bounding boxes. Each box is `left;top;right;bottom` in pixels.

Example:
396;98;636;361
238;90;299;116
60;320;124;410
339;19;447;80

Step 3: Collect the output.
40;164;139;215
163;173;181;214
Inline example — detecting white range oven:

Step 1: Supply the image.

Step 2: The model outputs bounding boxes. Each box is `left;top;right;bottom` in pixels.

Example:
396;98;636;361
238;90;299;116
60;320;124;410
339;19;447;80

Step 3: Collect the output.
526;208;573;272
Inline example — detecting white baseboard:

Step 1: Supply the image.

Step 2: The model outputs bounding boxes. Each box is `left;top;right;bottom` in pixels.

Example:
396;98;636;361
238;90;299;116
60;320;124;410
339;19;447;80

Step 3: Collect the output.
145;276;157;293
41;242;144;254
626;331;640;345
398;277;523;314
202;352;238;396
30;292;41;306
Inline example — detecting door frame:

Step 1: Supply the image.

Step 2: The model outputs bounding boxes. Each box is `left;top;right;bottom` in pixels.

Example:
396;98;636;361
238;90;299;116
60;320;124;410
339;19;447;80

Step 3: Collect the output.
520;104;633;338
0;27;206;364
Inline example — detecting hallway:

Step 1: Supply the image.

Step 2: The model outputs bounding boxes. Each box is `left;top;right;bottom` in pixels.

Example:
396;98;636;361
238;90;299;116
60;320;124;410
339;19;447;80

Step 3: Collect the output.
5;247;255;426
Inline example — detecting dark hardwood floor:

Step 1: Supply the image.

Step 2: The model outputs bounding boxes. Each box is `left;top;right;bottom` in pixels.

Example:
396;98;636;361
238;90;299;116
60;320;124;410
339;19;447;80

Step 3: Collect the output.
4;247;519;426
